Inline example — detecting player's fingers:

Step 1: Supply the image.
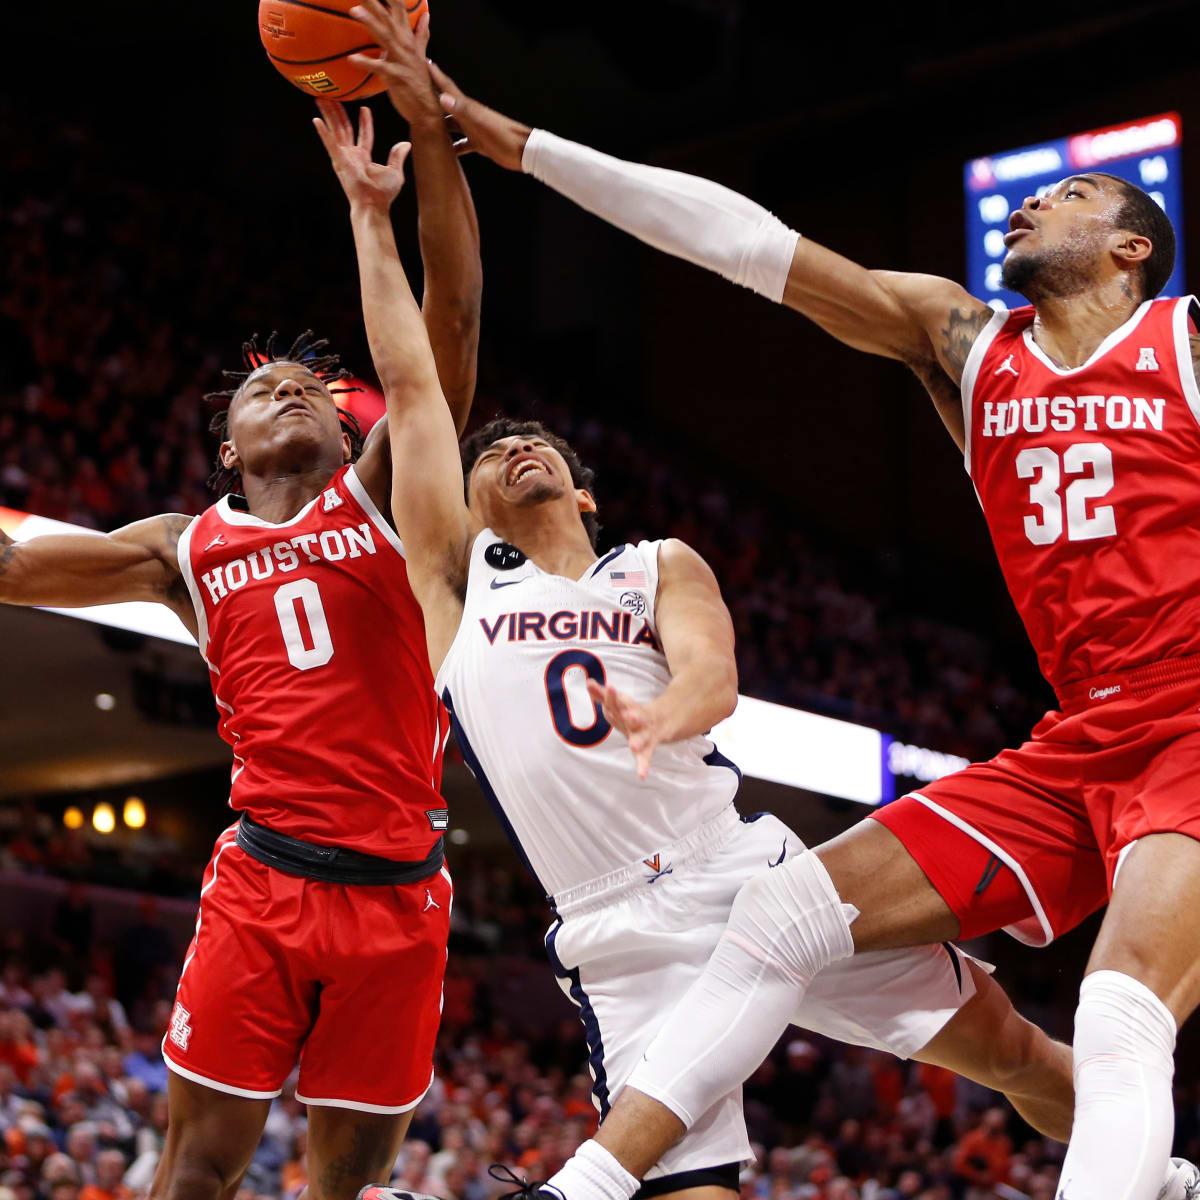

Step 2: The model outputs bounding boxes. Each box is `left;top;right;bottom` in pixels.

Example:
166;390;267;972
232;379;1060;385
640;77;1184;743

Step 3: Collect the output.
357;104;375;153
325;98;355;143
452;137;475;158
347;52;387;78
388;141;412;176
414;11;431;55
348;1;389;41
428;61;464;110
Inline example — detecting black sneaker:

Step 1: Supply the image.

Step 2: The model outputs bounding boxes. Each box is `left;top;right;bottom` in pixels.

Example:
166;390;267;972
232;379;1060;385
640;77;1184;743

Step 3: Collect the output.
488;1165;565;1200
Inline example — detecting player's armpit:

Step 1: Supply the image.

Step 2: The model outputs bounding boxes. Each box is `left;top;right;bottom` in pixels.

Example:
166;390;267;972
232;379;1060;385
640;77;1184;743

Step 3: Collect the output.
646;539;738;745
0;513;192;610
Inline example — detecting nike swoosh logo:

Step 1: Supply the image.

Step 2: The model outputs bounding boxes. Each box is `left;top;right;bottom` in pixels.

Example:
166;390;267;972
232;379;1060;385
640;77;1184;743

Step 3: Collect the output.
490;578;524;589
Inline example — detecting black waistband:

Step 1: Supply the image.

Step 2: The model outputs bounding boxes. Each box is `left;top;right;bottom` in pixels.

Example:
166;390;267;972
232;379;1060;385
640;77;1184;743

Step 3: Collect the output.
236;814;444;886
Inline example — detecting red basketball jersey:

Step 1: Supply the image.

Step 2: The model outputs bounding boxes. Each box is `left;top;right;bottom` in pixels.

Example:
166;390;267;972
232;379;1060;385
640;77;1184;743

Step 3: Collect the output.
177;464;448;858
962;294;1200;694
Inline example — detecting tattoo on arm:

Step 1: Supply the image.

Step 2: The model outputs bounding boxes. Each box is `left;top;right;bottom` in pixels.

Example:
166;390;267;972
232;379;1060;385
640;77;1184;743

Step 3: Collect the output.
156;515;193;604
937;305;994;383
0;531;16;578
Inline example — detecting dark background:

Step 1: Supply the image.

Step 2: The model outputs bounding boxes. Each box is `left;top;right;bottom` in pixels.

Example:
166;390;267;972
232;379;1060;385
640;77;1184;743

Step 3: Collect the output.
9;0;1197;691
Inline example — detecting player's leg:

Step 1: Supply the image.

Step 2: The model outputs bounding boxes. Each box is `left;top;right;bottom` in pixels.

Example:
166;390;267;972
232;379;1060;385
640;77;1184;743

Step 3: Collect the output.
1057;832;1200;1200
305;1109;415;1200
296;869;453;1200
149;1074;270;1200
557;760;1104;1198
156;832;310;1200
913;960;1073;1142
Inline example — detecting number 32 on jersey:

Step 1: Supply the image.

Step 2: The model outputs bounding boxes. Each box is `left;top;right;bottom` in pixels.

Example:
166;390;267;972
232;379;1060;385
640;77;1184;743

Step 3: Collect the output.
1016;441;1117;546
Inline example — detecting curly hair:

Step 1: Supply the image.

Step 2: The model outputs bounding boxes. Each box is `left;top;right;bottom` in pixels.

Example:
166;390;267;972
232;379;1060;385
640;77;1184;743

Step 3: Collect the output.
205;331;364;496
460;417;600;549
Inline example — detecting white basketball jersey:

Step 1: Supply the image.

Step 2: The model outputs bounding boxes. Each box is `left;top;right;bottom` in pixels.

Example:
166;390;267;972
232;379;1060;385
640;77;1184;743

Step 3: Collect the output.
435;530;740;899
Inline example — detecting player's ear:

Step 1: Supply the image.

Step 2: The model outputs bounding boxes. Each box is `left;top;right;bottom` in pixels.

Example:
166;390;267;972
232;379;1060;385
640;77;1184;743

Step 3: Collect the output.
577;489;597;516
220;440;240;472
341;431;352;464
1112;231;1153;270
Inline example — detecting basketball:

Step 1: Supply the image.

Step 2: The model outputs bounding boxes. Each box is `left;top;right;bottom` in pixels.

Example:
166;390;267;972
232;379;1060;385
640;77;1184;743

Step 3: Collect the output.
258;0;429;100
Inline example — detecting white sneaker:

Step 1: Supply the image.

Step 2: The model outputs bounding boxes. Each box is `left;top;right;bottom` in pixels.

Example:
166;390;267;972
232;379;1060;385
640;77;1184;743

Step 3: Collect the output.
1158;1157;1200;1200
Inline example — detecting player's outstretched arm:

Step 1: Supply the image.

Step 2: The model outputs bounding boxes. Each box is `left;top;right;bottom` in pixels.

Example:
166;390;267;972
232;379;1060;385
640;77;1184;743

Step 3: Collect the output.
348;1;482;435
587;539;737;779
429;67;993;446
0;515;193;613
314;100;478;667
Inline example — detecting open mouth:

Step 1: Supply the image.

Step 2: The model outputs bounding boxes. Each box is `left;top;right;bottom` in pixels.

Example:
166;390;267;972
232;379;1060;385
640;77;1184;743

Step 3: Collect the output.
277;401;313;418
506;456;551;486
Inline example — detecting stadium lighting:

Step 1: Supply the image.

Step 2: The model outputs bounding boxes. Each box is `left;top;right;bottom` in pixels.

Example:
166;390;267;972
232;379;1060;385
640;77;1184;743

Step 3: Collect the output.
63;807;84;830
123;797;147;830
92;803;116;835
94;693;117;712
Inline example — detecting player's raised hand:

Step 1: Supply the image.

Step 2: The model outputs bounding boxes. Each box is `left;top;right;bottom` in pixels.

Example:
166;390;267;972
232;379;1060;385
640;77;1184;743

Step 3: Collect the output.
427;63;531;171
313;100;411;211
346;2;439;129
587;680;664;780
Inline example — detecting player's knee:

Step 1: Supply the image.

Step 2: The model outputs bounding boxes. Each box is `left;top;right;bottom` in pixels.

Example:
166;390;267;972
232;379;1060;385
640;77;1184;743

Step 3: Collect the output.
981;1011;1060;1094
157;1151;240;1200
726;851;855;982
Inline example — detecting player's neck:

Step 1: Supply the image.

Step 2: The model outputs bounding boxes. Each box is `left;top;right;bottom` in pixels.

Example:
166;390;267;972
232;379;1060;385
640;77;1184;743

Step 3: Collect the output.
1030;278;1144;369
242;466;337;524
500;510;598;579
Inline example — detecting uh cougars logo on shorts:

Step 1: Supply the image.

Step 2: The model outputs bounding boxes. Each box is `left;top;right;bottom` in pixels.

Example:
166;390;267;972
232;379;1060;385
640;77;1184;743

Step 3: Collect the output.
168;1002;193;1052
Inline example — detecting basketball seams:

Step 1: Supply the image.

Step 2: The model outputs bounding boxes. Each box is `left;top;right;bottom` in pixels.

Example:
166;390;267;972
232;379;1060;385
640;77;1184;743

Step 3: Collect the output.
259;0;427;98
267;44;378;66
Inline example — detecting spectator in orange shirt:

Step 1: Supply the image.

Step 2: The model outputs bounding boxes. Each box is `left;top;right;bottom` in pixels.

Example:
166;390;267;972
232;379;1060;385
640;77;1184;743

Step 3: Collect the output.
78;1150;128;1200
0;1011;39;1086
952;1106;1013;1194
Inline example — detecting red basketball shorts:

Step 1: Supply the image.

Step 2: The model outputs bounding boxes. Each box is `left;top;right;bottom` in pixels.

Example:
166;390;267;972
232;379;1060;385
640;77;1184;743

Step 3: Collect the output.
873;664;1200;946
162;825;452;1111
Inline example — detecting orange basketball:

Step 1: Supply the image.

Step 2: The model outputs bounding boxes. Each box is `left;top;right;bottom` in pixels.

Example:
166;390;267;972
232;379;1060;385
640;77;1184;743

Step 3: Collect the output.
258;0;429;100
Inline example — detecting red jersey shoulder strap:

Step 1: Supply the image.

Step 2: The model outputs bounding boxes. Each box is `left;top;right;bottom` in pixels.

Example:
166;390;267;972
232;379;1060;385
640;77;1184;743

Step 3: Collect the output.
958;304;1015;474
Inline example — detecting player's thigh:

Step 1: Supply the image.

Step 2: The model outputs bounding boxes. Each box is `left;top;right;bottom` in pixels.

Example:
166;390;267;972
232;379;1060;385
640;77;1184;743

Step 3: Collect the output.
165;837;318;1099
151;1073;271;1199
297;869;451;1112
1088;832;1200;1024
866;752;1107;950
815;817;959;950
913;960;1060;1091
305;1107;414;1200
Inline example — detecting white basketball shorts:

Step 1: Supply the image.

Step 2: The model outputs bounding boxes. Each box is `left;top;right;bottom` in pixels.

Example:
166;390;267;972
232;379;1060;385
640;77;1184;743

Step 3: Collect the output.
544;805;976;1180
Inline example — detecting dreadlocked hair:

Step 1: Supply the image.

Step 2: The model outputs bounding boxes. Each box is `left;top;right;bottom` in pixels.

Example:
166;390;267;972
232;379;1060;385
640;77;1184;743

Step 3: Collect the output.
204;331;365;496
460;416;601;549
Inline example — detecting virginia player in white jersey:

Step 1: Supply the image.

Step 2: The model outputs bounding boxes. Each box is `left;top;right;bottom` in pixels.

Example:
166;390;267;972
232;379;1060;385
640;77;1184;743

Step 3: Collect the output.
312;73;1107;1200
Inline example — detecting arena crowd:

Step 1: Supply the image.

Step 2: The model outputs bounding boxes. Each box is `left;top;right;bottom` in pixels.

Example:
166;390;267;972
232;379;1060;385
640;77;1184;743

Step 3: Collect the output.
4;898;1157;1200
0;114;1052;764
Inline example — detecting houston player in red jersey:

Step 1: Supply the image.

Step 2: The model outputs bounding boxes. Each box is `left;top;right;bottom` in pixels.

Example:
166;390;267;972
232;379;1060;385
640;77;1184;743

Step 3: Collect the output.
0;29;481;1200
417;82;1200;1200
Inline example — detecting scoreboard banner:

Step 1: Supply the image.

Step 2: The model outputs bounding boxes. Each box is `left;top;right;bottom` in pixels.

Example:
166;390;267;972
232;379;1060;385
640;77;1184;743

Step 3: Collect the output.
3;506;968;802
965;113;1185;309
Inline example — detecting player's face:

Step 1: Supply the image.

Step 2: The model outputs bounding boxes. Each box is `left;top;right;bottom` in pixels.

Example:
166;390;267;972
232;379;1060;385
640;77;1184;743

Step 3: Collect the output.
223;362;350;480
1000;175;1129;298
467;435;594;532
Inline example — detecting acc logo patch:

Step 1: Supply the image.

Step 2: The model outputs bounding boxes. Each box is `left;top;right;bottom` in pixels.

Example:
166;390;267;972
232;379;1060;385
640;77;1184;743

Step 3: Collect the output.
619;591;646;616
485;542;527;570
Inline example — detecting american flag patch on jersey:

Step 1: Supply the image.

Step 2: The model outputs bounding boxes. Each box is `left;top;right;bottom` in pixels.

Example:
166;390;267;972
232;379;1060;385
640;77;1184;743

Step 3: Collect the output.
609;570;647;588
